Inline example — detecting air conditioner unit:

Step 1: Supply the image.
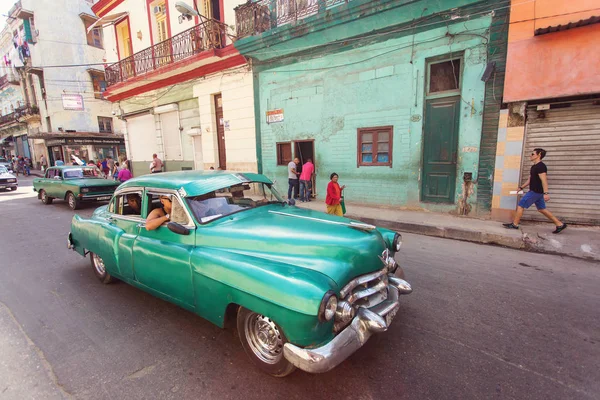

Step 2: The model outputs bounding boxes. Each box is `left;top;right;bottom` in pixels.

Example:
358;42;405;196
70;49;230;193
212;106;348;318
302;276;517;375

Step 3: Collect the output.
154;5;165;14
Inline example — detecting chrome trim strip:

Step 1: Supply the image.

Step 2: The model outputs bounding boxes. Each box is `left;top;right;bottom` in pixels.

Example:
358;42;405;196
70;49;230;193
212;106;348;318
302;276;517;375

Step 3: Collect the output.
268;211;376;232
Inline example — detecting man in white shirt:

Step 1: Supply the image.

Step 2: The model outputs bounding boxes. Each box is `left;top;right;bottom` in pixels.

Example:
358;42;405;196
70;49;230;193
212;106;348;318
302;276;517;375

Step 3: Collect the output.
287;157;300;200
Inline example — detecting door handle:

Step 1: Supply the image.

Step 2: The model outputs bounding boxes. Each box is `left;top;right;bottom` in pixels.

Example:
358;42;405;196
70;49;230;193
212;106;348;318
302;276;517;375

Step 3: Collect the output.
137;223;146;228
107;217;116;224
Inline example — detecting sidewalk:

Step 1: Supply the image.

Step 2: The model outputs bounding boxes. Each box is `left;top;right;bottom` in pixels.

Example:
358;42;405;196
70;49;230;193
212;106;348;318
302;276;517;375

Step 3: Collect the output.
295;200;600;262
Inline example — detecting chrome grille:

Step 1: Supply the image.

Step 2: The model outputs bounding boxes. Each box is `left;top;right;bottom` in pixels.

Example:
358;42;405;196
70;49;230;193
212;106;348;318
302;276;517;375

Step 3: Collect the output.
86;186;116;193
340;267;389;309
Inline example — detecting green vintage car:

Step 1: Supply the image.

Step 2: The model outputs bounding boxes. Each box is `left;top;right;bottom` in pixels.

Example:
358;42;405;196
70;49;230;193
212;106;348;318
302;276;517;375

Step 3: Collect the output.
33;166;119;210
67;171;412;376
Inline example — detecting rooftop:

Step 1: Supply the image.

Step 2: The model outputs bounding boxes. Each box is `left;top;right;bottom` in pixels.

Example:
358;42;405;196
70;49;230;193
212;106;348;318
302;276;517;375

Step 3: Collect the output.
119;170;272;197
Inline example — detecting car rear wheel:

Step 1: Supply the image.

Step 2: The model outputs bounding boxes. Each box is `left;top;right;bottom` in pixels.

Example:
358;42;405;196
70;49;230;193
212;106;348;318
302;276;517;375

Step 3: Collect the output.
237;307;296;377
40;190;53;205
67;192;79;210
90;252;116;284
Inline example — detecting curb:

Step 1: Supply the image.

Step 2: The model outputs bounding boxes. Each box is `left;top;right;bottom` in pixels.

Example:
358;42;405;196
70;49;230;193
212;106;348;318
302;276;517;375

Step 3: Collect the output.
349;214;525;250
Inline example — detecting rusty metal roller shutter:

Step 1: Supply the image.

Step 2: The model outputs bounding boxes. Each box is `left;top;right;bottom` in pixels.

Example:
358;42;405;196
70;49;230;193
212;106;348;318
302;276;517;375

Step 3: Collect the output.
521;100;600;225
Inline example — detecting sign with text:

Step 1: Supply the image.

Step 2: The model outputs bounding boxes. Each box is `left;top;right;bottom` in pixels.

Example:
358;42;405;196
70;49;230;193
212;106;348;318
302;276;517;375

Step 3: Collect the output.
62;94;84;111
45;137;124;147
266;108;284;124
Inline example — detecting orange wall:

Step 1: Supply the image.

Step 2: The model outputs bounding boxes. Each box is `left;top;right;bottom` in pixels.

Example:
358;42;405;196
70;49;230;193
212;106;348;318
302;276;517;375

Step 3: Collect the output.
504;0;600;102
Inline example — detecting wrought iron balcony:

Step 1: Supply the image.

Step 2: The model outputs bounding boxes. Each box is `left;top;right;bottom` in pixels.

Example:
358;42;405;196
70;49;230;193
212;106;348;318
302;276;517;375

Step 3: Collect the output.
0;105;39;127
105;18;227;87
234;0;349;38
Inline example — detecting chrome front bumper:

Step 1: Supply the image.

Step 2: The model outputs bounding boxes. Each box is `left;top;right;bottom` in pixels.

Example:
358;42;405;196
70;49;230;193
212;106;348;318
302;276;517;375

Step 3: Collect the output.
283;277;412;373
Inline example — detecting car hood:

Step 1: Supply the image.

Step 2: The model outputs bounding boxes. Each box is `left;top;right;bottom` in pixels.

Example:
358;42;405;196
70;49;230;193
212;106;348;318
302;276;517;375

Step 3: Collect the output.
64;179;120;187
196;205;389;289
0;172;16;178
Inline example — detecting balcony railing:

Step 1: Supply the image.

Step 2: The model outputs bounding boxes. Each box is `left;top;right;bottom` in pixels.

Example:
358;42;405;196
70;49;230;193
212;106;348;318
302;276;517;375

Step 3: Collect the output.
0;105;39;127
235;0;349;38
105;18;227;87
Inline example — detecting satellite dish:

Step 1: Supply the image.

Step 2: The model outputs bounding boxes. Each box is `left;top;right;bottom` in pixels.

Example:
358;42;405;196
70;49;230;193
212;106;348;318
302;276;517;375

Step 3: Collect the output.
175;1;200;17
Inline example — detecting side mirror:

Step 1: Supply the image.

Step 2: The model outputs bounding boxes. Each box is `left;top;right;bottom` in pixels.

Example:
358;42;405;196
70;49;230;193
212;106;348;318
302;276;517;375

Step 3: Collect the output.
54;176;62;180
167;222;190;235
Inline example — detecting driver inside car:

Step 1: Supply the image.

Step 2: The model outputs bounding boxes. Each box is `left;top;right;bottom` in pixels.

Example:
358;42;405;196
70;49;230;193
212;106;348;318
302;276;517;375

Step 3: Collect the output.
145;194;172;230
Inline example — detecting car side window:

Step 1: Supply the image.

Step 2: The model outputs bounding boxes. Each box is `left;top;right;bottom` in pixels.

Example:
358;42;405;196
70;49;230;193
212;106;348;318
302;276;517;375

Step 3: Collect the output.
45;169;55;178
146;192;190;225
111;192;143;217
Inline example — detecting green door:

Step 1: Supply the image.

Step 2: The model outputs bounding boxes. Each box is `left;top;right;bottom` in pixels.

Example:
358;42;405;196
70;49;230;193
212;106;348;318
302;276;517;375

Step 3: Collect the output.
421;96;460;203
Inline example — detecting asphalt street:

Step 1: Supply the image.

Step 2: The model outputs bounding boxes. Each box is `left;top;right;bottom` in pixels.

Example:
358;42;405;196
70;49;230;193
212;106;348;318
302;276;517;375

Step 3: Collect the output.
0;177;599;400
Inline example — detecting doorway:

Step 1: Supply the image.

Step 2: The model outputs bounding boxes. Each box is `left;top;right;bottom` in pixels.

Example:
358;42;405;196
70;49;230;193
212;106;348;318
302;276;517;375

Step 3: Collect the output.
294;140;316;198
49;145;63;167
214;93;226;169
421;96;460;203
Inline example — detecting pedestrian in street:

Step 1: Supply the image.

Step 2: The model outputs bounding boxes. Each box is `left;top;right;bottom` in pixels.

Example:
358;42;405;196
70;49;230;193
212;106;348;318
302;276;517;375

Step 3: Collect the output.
107;156;115;176
503;148;567;234
101;158;110;178
118;163;132;183
299;158;314;202
326;172;345;216
40;154;47;172
287;157;300;200
112;162;121;180
24;157;30;176
151;153;163;173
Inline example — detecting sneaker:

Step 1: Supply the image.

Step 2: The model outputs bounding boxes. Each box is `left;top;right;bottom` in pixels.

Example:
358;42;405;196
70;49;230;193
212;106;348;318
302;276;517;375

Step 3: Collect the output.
503;223;519;229
552;224;567;234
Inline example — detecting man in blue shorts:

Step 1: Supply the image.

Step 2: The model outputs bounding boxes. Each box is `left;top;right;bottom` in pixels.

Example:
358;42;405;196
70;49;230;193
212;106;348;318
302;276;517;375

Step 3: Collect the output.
503;148;567;234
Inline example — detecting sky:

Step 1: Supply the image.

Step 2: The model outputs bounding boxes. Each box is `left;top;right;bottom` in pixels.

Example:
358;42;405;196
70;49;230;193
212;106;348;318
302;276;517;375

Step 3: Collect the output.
0;0;15;18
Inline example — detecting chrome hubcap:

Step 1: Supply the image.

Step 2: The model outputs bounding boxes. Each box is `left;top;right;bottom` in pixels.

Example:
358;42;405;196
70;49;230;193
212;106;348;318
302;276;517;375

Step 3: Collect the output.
93;253;106;275
244;313;284;364
68;195;75;208
41;191;46;201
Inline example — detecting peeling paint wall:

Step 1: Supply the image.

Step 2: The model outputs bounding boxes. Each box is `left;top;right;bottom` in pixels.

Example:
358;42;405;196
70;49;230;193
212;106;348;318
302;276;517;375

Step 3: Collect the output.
257;16;492;212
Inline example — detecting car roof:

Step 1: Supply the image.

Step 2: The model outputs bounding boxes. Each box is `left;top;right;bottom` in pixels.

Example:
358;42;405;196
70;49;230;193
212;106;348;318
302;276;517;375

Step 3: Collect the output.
119;170;272;197
48;166;93;169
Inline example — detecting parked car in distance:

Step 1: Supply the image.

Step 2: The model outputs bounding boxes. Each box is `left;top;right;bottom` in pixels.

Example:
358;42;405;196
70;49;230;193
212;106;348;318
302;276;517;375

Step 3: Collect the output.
67;171;412;376
33;166;119;210
0;165;17;191
0;157;13;173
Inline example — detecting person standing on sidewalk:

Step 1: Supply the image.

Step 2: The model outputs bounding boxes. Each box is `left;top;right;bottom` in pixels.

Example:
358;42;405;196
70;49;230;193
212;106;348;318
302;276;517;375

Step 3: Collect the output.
326;172;345;216
287;157;300;200
40;155;47;172
299;158;314;202
503;148;567;234
151;154;163;173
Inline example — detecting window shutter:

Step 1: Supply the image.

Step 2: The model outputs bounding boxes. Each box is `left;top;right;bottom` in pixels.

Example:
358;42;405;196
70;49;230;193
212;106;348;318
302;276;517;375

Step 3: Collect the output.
23;19;33;43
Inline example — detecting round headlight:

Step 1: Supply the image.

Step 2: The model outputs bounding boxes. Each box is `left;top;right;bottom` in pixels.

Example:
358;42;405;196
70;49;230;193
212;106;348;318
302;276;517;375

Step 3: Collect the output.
318;291;338;322
393;233;402;252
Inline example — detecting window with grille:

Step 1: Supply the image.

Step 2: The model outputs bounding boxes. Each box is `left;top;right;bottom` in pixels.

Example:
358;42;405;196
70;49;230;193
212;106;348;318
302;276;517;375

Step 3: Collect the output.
276;142;292;166
98;117;113;133
357;126;393;167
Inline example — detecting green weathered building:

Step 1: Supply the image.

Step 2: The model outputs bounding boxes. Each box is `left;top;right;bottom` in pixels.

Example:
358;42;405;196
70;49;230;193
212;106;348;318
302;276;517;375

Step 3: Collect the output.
234;0;508;215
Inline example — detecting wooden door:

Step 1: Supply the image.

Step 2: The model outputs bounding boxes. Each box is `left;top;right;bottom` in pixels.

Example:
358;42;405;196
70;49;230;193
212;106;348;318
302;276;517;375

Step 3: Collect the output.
421;96;460;203
214;94;226;169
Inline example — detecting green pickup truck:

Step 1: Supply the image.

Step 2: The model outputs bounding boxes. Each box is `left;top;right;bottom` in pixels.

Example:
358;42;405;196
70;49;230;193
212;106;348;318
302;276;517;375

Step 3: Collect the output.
33;166;119;210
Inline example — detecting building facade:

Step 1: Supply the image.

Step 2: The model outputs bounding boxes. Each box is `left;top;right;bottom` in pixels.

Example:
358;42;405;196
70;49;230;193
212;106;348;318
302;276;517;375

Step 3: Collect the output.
234;0;508;215
92;0;256;176
0;0;124;167
491;0;600;225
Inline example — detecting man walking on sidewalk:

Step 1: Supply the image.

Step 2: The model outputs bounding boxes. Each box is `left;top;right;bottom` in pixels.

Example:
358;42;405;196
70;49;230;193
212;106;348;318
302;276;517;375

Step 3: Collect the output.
503;148;567;234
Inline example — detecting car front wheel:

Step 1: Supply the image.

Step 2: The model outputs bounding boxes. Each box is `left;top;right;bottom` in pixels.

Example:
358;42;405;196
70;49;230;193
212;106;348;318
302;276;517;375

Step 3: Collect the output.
40;190;53;205
237;307;296;377
90;252;116;284
67;192;79;210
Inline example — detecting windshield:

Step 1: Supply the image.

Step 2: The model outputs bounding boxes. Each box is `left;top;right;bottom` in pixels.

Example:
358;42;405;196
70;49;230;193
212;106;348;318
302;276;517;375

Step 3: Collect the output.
63;167;102;179
186;182;284;224
0;166;7;174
